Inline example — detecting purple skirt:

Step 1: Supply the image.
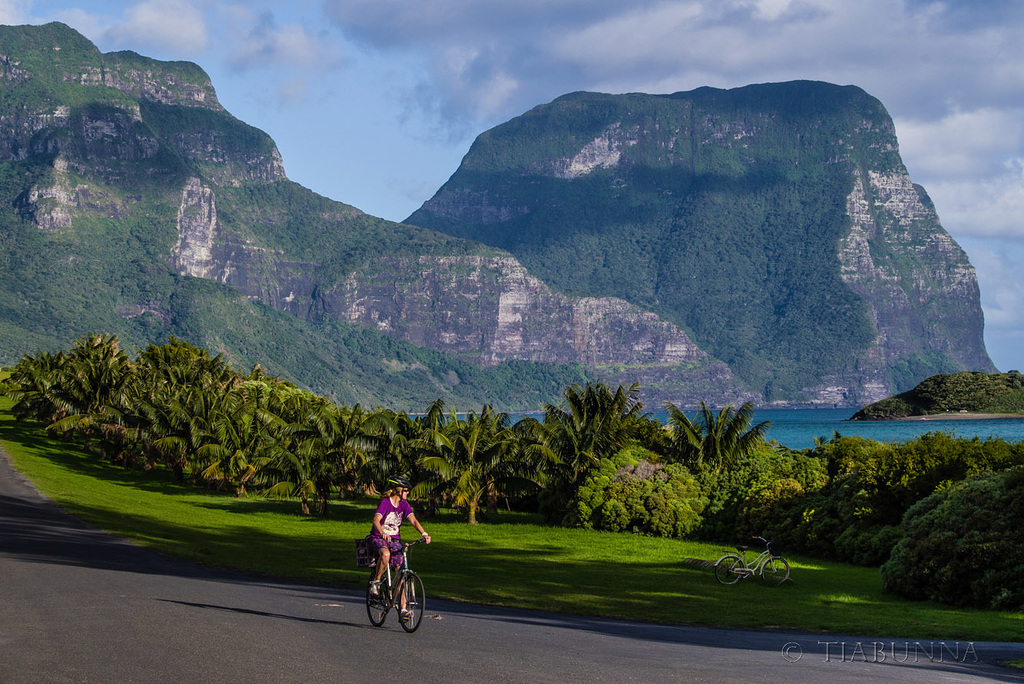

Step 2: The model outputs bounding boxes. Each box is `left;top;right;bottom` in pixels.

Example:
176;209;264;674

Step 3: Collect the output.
368;536;404;569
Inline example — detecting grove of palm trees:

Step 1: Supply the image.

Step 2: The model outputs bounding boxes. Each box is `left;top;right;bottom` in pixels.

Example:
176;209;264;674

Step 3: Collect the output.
5;334;1024;610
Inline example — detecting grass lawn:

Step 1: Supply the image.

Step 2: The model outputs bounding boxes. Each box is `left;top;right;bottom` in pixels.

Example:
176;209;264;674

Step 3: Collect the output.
1;405;1021;642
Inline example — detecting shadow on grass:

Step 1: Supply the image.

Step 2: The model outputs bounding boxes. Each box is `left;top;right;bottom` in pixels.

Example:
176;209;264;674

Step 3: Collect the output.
0;416;209;496
3;411;1022;662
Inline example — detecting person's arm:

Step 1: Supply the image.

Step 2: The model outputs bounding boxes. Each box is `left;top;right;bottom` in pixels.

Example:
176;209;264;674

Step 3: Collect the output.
406;512;431;543
372;512;390;541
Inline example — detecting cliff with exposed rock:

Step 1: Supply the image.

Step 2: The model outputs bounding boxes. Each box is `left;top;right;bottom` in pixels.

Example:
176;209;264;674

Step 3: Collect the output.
0;24;994;408
0;22;752;408
408;83;995;404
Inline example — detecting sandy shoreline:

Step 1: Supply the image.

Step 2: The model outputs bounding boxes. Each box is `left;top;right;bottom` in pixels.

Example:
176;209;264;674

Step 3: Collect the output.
898;412;1024;422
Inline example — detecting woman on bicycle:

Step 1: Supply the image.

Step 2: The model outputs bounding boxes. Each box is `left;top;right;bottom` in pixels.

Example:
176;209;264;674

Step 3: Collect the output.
368;475;431;618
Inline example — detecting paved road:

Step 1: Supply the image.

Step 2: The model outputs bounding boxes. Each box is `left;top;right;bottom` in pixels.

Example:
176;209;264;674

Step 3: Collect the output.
1;450;1021;684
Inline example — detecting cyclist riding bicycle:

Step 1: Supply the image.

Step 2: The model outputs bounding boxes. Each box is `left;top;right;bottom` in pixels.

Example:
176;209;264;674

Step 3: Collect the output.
367;475;431;620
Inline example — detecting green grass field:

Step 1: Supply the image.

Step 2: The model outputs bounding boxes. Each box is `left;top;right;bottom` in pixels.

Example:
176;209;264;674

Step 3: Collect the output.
1;406;1021;642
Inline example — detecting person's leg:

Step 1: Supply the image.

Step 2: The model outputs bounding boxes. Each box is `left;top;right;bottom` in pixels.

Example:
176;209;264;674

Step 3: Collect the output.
374;546;390;581
369;539;390;595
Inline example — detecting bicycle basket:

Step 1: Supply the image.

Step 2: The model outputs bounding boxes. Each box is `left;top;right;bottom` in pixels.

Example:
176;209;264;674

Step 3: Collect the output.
355;537;376;567
767;540;784;556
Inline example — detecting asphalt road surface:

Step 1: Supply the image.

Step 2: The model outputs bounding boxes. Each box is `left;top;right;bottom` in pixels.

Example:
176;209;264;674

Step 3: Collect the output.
1;450;1021;684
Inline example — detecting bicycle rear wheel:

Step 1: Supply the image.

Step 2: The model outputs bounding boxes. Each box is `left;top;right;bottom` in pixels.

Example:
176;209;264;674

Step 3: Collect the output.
714;555;744;585
366;576;390;627
398;572;426;633
760;556;791;586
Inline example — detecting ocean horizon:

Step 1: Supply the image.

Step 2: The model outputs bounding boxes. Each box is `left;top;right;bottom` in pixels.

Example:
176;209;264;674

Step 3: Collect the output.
512;407;1024;451
663;408;1024;450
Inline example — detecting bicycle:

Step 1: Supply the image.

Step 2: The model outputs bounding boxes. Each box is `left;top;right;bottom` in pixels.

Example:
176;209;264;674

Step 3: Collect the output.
359;537;427;632
714;536;790;586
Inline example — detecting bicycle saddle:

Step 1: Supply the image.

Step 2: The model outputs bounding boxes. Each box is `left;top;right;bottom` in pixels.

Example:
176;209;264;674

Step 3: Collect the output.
735;545;749;552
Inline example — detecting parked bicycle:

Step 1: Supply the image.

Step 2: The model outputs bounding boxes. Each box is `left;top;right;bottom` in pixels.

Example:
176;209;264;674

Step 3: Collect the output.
714;536;790;586
358;537;427;632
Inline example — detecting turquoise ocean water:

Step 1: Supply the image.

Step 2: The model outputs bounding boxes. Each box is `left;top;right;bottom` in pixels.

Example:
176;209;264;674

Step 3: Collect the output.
514;408;1024;450
699;408;1024;450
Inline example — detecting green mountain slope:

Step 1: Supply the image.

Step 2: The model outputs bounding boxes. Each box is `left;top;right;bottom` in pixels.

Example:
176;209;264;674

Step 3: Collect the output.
0;22;595;410
407;84;995;401
2;24;994;410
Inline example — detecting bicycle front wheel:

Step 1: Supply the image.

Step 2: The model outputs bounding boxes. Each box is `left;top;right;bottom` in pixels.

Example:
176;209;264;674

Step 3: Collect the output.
714;555;744;585
366;577;390;627
760;556;791;586
398;572;426;633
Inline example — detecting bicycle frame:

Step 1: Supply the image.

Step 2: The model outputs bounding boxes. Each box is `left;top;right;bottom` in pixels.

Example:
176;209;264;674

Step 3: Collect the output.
714;536;790;586
366;538;427;631
370;542;411;600
374;548;411;601
733;547;773;576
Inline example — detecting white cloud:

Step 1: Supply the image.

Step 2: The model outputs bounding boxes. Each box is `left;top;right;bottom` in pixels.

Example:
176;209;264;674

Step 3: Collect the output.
49;8;105;40
896;109;1024;180
275;77;308;105
0;0;29;25
103;0;208;56
926;159;1024;240
474;71;520;118
751;0;794;21
321;0;1024;136
961;238;1024;371
223;8;344;73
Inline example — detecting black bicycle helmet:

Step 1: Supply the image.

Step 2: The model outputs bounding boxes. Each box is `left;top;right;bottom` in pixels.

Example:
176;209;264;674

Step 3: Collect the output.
387;475;411;489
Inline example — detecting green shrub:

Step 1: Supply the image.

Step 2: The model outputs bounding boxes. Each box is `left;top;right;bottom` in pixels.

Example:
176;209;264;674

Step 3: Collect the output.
566;447;707;538
749;434;1024;567
833;524;902;567
880;467;1024;610
697;445;828;542
735;477;805;540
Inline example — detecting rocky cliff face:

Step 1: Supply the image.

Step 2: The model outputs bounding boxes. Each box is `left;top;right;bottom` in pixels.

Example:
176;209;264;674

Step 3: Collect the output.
1;23;757;407
319;254;750;405
839;169;989;370
1;25;992;408
408;83;996;403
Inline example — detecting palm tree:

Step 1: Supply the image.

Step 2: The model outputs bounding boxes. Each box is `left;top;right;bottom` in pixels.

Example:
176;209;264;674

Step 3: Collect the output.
268;400;371;516
43;335;138;462
528;382;646;521
664;401;772;473
357;401;447;497
6;350;69;424
420;405;533;524
195;382;284;497
131;338;244;477
135;337;238;392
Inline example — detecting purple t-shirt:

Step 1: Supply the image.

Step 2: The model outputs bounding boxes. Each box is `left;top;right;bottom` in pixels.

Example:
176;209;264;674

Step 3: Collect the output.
370;498;414;540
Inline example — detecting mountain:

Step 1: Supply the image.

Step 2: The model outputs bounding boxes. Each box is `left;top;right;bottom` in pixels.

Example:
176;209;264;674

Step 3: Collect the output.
407;84;996;404
0;22;754;410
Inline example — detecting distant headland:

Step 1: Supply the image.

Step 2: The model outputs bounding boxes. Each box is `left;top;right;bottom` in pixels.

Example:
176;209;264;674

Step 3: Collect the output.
850;371;1024;421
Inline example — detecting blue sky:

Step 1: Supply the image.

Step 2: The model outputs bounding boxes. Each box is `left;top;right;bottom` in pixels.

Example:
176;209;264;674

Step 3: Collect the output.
2;0;1022;372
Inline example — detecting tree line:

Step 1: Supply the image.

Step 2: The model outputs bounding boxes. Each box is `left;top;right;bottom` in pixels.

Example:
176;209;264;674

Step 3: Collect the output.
6;334;1024;610
1;334;767;523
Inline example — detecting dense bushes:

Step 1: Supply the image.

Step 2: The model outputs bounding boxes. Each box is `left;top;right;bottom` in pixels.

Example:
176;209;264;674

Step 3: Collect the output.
730;433;1024;569
881;468;1024;610
699;445;827;542
565;447;707;538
